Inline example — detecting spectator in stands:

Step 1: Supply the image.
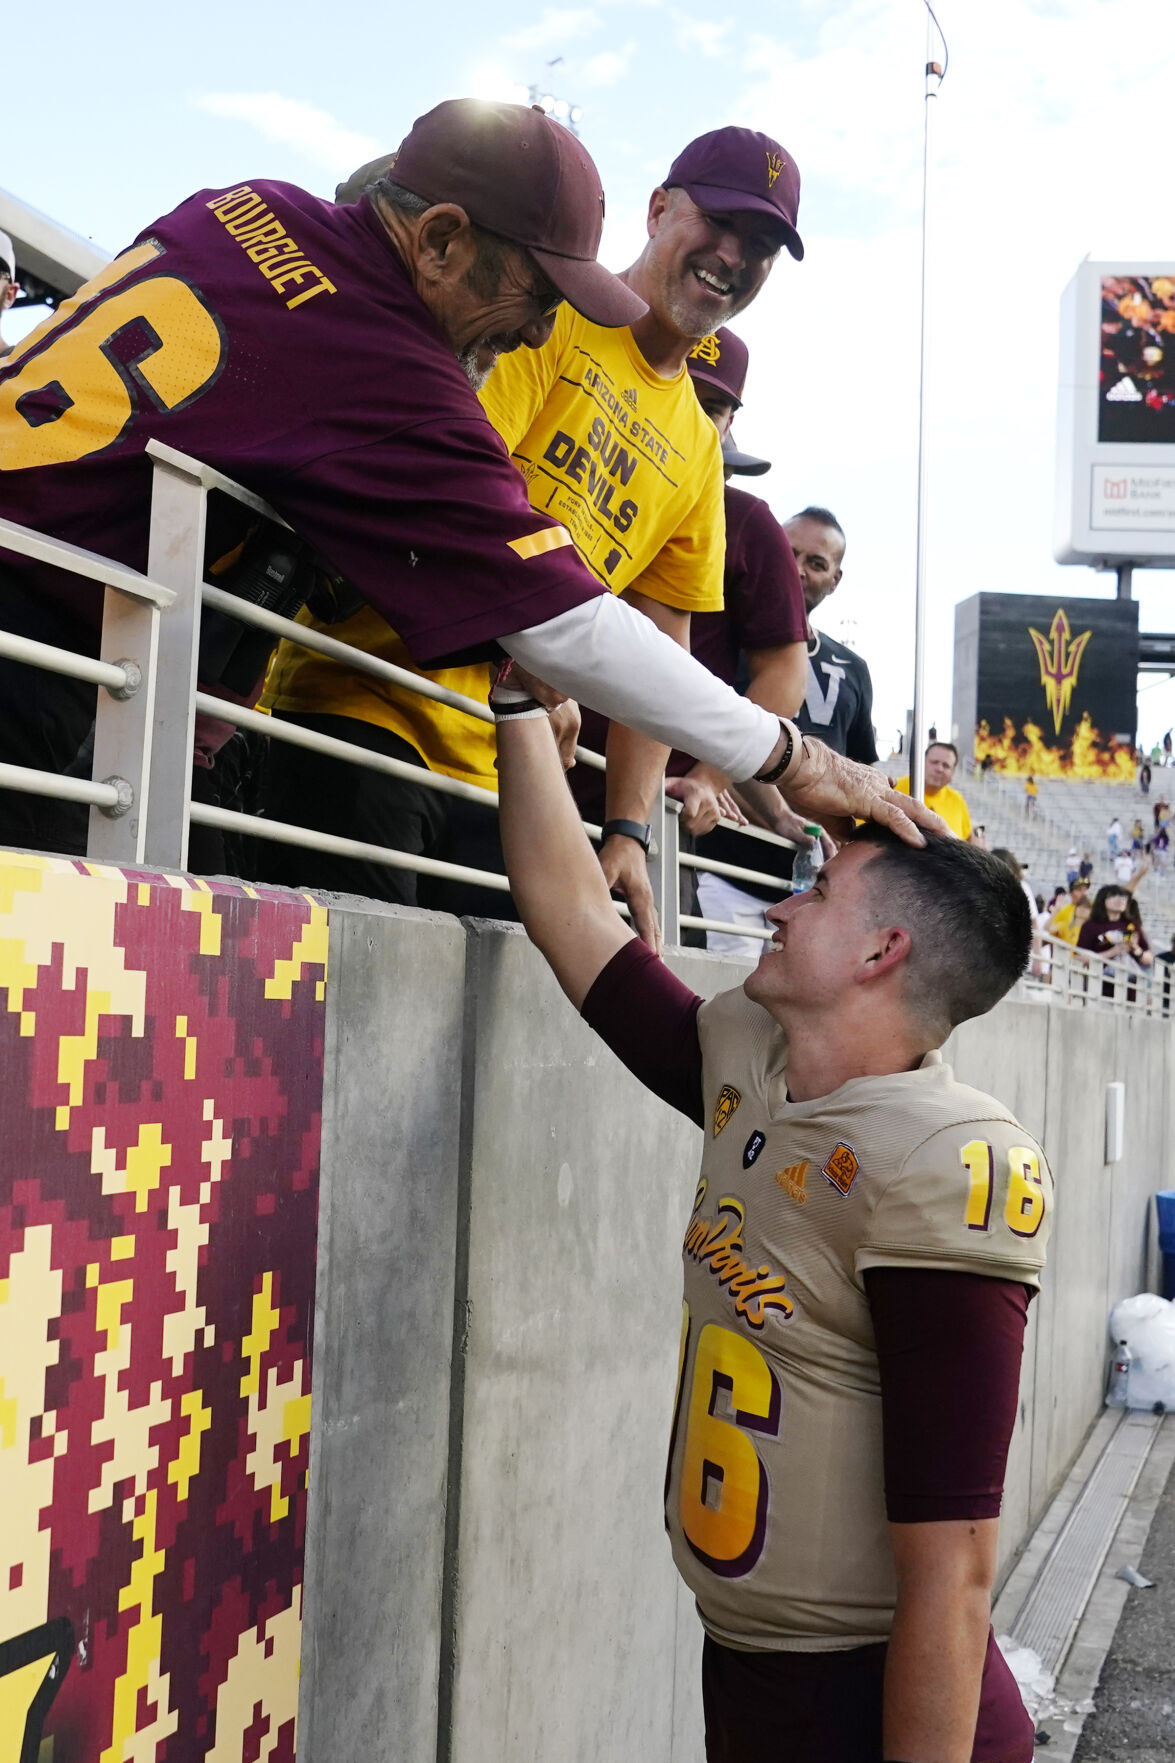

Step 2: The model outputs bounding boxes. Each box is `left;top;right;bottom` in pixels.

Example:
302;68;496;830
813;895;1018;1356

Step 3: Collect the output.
1078;885;1153;998
1066;846;1079;887
894;742;973;840
1047;879;1090;945
1107;816;1123;859
263;126;805;943
0;232;19;361
1140;758;1152;795
1;105;928;875
1079;850;1094;885
1113;848;1136;886
1154;823;1170;869
1131;817;1146;854
787;507;878;767
1024;774;1038;817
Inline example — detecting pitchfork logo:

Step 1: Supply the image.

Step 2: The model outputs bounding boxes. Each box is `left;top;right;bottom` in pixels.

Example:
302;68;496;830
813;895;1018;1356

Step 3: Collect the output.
1028;609;1093;736
765;150;785;187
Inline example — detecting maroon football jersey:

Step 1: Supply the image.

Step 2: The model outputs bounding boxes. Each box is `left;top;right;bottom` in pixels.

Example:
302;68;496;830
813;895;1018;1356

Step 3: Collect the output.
0;181;599;666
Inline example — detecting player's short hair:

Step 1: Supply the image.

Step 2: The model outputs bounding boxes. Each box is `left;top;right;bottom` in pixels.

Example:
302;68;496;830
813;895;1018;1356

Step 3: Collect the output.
849;826;1032;1034
926;739;958;761
791;505;844;540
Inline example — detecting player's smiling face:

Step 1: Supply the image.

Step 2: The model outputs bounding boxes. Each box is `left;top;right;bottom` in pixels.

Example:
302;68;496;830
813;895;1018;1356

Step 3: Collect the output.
745;845;889;1020
644;188;783;337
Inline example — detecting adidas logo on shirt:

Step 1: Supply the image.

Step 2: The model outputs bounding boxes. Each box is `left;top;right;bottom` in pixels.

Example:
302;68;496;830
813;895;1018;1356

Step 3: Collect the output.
622;387;638;409
1106;377;1142;403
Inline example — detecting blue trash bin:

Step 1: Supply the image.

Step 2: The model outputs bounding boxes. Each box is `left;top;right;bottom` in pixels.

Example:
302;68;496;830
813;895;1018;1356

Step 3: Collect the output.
1155;1191;1175;1300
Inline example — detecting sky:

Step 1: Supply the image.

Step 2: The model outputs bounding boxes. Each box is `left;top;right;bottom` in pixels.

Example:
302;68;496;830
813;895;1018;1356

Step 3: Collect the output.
6;0;1175;753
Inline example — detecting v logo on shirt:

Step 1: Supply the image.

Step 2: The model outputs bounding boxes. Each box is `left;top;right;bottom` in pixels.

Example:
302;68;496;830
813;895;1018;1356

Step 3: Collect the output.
804;660;847;727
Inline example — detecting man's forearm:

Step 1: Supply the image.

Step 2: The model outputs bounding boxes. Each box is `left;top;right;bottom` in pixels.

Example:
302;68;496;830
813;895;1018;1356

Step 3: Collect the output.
604;721;671;825
496;712;630;1005
883;1570;991;1762
502;594;781;781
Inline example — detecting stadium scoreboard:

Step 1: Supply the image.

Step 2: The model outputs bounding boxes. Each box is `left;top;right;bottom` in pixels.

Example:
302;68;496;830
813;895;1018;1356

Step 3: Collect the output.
1054;259;1175;568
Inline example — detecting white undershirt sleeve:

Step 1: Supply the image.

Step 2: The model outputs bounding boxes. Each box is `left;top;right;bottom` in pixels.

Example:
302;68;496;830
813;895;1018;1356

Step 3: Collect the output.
501;592;781;782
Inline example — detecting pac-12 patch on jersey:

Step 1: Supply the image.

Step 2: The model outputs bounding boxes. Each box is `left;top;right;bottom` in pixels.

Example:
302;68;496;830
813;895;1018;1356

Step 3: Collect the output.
713;1084;741;1137
822;1141;859;1196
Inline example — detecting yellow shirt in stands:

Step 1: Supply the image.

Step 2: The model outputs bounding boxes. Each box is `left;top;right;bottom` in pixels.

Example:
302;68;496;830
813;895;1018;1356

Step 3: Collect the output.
893;777;973;840
1049;902;1080;945
264;305;725;790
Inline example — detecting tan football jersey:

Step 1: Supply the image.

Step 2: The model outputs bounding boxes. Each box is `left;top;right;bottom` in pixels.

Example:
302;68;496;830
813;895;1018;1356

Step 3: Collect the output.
666;985;1052;1653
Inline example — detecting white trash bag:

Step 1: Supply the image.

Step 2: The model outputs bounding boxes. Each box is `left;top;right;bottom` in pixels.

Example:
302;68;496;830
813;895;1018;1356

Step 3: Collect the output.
1108;1293;1175;1411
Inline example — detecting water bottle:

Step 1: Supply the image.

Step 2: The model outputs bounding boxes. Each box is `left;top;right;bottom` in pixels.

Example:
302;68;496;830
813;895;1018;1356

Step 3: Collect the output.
790;826;823;894
1106;1338;1133;1407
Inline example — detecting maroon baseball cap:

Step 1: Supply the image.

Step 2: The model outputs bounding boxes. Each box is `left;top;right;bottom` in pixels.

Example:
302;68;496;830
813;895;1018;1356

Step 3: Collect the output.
665;127;803;262
686;328;749;407
388;98;646;327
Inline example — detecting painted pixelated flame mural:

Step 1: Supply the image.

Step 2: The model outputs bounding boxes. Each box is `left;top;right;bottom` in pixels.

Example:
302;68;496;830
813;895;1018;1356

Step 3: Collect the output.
0;852;326;1761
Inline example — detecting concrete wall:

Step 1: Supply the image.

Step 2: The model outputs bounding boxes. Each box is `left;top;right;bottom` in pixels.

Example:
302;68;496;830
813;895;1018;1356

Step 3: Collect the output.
300;906;1173;1763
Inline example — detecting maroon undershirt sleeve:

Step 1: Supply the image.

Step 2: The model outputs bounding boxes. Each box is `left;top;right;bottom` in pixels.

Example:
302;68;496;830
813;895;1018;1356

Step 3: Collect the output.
864;1267;1030;1524
580;940;705;1128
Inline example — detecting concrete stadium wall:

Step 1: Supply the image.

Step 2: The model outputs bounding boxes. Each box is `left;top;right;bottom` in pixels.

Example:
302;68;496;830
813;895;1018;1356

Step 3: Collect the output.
304;909;1173;1763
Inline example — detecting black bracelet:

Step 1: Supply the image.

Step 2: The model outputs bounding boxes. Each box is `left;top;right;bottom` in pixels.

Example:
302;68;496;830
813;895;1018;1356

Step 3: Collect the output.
754;720;795;786
601;817;653;854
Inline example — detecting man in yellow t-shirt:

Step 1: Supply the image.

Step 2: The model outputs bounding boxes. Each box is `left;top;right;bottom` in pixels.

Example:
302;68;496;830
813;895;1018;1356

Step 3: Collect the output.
263;126;804;938
893;741;973;841
1047;878;1090;944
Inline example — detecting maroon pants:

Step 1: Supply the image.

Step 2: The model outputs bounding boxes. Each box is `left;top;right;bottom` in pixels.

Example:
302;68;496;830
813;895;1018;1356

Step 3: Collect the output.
702;1628;1033;1763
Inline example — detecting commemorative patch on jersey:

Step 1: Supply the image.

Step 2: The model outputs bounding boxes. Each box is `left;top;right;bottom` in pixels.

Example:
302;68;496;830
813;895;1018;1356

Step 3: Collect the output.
713;1084;741;1137
822;1141;860;1196
742;1129;766;1168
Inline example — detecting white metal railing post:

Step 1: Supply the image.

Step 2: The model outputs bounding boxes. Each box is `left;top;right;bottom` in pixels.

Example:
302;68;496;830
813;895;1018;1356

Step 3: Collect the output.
142;455;207;868
86;585;160;863
657;792;681;948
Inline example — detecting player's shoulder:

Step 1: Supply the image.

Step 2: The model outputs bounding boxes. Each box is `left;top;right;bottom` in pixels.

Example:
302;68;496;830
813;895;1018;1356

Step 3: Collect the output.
858;1061;1052;1280
697;983;783;1067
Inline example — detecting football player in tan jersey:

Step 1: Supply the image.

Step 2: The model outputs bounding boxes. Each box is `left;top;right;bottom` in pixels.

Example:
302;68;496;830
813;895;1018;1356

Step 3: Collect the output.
492;685;1051;1763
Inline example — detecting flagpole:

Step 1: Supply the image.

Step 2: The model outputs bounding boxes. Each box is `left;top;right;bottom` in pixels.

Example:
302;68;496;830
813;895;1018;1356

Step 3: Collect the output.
910;15;946;801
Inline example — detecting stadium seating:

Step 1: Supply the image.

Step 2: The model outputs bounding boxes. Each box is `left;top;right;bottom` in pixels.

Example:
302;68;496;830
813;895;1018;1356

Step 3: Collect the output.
956;765;1175;951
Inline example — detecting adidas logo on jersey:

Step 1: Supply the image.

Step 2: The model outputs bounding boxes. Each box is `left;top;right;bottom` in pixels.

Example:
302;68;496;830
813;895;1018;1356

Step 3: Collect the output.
622;387;638;409
1106;376;1142;403
775;1160;809;1204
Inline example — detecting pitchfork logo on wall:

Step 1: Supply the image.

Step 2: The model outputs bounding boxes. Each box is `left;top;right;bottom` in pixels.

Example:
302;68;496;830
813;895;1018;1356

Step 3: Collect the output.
1028;609;1093;736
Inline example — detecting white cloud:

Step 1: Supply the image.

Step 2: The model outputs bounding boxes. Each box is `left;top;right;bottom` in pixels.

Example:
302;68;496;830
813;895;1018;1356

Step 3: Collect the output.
672;14;733;59
580;43;637;86
193;93;380;173
503;7;600;51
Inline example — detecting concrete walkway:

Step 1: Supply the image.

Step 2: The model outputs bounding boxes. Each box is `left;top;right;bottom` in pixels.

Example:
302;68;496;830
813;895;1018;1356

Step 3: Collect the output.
1071;1425;1175;1762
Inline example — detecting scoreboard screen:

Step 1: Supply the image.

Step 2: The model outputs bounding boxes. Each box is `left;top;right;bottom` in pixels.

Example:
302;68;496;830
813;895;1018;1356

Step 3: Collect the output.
1099;275;1175;445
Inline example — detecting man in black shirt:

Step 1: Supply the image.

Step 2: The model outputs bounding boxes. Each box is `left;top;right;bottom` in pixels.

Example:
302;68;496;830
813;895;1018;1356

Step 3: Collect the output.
783;507;878;765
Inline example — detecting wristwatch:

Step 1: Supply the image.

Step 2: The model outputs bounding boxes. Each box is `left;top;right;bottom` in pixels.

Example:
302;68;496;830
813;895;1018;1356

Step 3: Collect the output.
601;818;653;854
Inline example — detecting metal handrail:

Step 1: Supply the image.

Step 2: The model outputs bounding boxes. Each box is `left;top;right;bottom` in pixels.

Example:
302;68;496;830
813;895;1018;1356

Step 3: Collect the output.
1020;930;1167;1016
